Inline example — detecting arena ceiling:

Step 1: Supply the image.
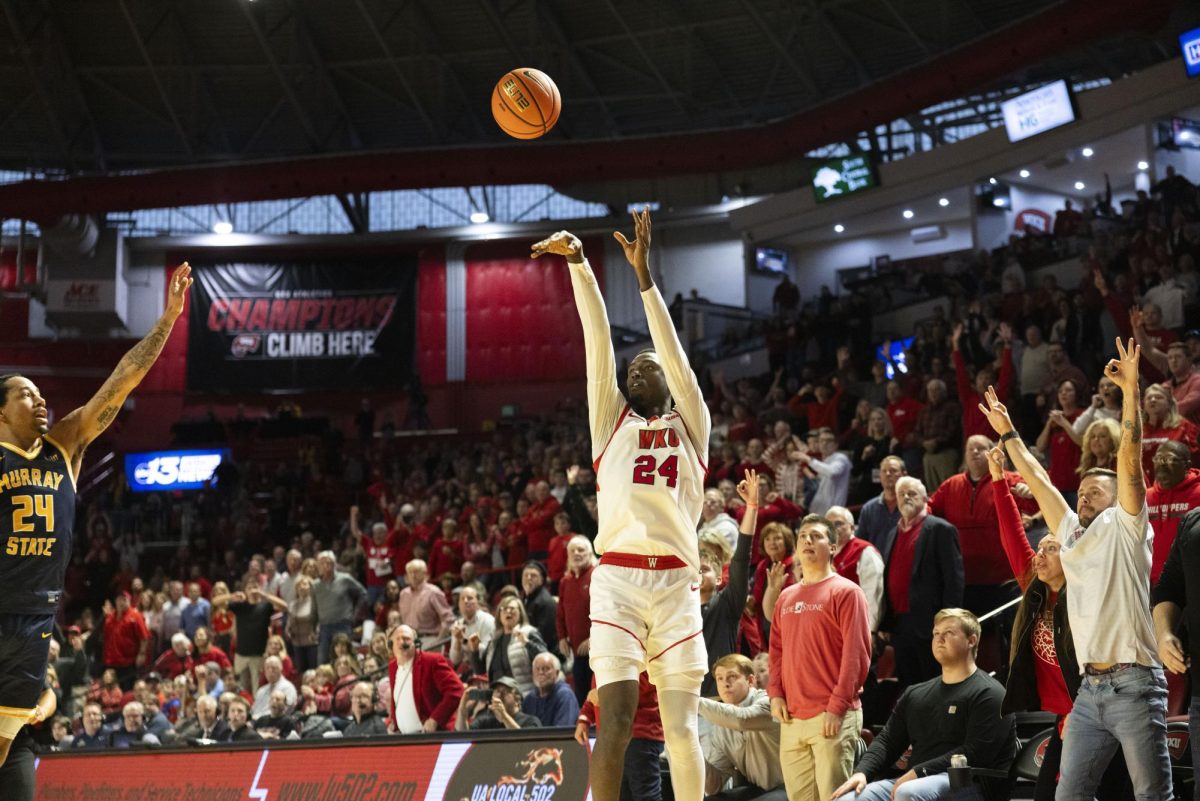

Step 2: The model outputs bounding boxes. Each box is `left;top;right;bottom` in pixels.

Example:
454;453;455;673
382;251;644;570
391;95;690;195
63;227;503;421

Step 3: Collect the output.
0;0;1193;216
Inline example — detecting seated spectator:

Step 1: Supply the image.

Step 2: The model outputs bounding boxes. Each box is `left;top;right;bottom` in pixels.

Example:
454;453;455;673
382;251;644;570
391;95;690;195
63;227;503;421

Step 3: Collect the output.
86;668;124;718
263;634;297;686
251;655;297;719
194;661;224;700
104;702;161;748
253;689;297;740
486;596;547;696
830;610;1017;801
152;633;194;680
1142;383;1200;483
71;703;107;749
220;697;261;742
191;626;231;672
466;676;542;730
343;681;387;738
700;654;783;801
175;695;227;742
521;653;579;727
386;624;462;733
132;680;173;743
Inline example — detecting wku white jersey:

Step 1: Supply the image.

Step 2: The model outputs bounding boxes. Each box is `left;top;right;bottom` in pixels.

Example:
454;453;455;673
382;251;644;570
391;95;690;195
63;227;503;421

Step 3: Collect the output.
567;257;711;572
593;405;707;570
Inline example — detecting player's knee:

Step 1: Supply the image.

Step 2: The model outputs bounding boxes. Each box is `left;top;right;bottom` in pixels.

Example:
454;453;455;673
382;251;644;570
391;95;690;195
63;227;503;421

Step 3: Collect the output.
660;716;696;747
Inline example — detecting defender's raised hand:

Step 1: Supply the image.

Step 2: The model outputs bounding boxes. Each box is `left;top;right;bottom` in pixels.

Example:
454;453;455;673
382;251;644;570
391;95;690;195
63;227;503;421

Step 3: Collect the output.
1105;337;1141;393
977;385;1015;436
613;206;651;274
531;230;583;261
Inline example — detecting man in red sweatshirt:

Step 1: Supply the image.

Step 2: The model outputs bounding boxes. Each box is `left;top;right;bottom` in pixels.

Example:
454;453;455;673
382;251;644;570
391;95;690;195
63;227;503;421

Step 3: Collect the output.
1147;440;1200;583
768;514;871;801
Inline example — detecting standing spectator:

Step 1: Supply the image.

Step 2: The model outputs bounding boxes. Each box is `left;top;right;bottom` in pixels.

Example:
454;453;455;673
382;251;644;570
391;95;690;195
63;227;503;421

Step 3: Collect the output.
522;653;580;727
929;435;1034;618
792;428;852;515
575;673;664;801
349;505;399;609
702;472;759;697
556;535;596;704
220;697;261;742
1040;342;1090;411
523;481;562;561
1146;441;1200;583
485;596;547;696
848;409;900;505
102;592;150;689
1155;505;1200;798
386;624;463;733
699;489;741;554
911;380;962;490
830;610;1017;801
159;581;190;646
951;321;1014;442
827;507;885;634
312;550;366;664
545;513;575;590
521;561;560;659
1141;383;1200;484
214;579;286;692
1071;376;1122;438
397;559;454;651
1035;380;1085;505
448;586;495;679
769;515;871;801
880;477;964;688
753;523;796;648
700;654;783;801
981;337;1172;801
885;381;924;475
1136;336;1200;424
179;582;210;640
1018;324;1051;432
773;274;800;316
276;549;304;606
343;681;387;737
858;456;905;561
251;656;297;719
285;575;319;674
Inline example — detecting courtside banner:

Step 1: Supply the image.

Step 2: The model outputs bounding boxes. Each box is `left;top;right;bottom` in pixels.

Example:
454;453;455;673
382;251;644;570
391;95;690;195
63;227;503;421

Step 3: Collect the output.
34;733;592;801
186;259;416;392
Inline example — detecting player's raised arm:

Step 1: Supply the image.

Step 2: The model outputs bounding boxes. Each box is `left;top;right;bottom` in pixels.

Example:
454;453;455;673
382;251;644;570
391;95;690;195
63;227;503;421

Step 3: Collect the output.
617;208;710;444
532;231;624;446
50;263;192;468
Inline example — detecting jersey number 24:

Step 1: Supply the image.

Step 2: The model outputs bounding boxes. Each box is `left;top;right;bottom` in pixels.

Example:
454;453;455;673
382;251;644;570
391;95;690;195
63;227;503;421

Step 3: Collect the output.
632;454;678;488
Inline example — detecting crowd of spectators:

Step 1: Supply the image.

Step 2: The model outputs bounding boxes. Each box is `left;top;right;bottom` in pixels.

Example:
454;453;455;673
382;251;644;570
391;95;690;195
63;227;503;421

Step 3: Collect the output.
20;163;1200;801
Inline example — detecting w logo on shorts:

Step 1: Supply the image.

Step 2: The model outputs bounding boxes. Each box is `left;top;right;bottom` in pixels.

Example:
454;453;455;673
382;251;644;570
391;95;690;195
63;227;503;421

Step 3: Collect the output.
647;557;657;568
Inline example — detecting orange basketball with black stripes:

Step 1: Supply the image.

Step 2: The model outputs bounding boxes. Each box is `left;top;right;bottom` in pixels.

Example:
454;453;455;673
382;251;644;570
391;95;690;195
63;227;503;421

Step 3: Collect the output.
492;68;561;140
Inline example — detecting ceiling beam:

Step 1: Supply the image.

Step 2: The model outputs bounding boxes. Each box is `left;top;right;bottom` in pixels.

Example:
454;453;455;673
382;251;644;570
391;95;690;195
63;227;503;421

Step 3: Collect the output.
283;0;370;150
40;0;108;170
0;0;73;168
351;0;441;141
536;1;620;136
235;0;323;149
804;0;873;86
735;0;821;100
116;0;194;157
594;0;692;121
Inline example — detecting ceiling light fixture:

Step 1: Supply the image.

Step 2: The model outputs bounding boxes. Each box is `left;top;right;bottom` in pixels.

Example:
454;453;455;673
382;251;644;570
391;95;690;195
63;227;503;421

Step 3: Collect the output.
1019;169;1031;178
1081;147;1094;158
902;209;914;219
938;198;950;207
212;221;233;235
469;211;490;224
834;224;845;233
1074;181;1086;190
1137;161;1149;171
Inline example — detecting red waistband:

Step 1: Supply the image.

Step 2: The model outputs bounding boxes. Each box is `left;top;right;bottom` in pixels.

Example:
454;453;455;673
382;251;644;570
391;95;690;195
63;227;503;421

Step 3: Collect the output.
600;552;688;570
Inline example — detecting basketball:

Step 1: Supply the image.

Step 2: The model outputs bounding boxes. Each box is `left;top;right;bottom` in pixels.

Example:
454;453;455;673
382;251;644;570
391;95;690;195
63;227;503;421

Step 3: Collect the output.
492;68;561;140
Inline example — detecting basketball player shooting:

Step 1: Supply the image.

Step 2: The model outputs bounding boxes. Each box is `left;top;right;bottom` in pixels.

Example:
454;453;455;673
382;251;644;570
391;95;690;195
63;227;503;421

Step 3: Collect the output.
532;209;710;801
0;263;192;768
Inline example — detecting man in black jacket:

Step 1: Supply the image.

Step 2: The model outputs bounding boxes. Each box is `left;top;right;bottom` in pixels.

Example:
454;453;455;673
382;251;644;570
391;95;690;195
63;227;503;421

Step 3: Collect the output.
1154;506;1200;787
521;561;560;660
879;477;964;688
832;609;1016;801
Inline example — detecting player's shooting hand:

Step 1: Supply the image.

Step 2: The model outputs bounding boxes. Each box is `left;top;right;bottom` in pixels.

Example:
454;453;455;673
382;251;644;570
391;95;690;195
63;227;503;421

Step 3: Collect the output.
613;207;652;274
531;231;583;261
164;262;192;319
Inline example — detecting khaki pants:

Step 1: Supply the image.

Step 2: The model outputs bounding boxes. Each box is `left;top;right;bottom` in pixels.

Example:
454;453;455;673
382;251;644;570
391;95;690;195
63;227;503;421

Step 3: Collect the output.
922;448;960;490
779;708;862;801
233;654;264;694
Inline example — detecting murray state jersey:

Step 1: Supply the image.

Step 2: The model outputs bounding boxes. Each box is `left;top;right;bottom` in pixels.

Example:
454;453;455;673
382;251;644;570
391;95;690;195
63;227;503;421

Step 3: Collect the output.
593;406;706;569
568;257;711;572
0;436;76;615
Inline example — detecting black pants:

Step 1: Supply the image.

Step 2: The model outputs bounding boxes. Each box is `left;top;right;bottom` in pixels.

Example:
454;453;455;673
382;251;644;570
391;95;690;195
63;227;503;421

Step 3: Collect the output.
572;653;592;707
892;614;939;690
622;737;664;801
0;741;35;801
1034;725;1135;801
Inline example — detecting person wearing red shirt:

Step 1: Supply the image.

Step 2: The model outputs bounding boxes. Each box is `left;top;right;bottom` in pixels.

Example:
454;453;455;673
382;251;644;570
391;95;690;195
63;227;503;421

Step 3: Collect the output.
428;518;465;580
1147;441;1200;584
1035;381;1085;503
556;536;595;706
151;633;195;680
575;673;664;801
826;507;884;634
386;624;464;733
929;435;1039;617
734;474;803;567
751;523;795;647
522;481;561;561
951;322;1014;443
881;476;964;689
545;513;574;589
1141;384;1200;484
788;380;844;433
768;514;871;801
1139;340;1200;424
190;626;231;673
349;504;400;609
885;382;924;445
734;438;774;483
103;592;150;689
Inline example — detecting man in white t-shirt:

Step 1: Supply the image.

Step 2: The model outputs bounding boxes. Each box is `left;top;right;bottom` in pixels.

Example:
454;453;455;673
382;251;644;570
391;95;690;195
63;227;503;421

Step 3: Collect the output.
979;337;1171;801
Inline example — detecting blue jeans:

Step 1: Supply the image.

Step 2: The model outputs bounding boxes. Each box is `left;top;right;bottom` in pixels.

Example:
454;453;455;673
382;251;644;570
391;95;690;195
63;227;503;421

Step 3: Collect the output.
621;737;663;801
1056;665;1172;801
847;775;982;801
317;621;353;665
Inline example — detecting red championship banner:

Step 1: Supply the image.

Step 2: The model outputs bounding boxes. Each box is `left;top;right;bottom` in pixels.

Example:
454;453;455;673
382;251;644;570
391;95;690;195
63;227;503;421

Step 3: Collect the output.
33;733;592;801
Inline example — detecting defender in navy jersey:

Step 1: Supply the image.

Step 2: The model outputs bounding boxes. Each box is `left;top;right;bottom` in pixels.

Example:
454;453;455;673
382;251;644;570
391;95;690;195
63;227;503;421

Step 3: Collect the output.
0;263;192;769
